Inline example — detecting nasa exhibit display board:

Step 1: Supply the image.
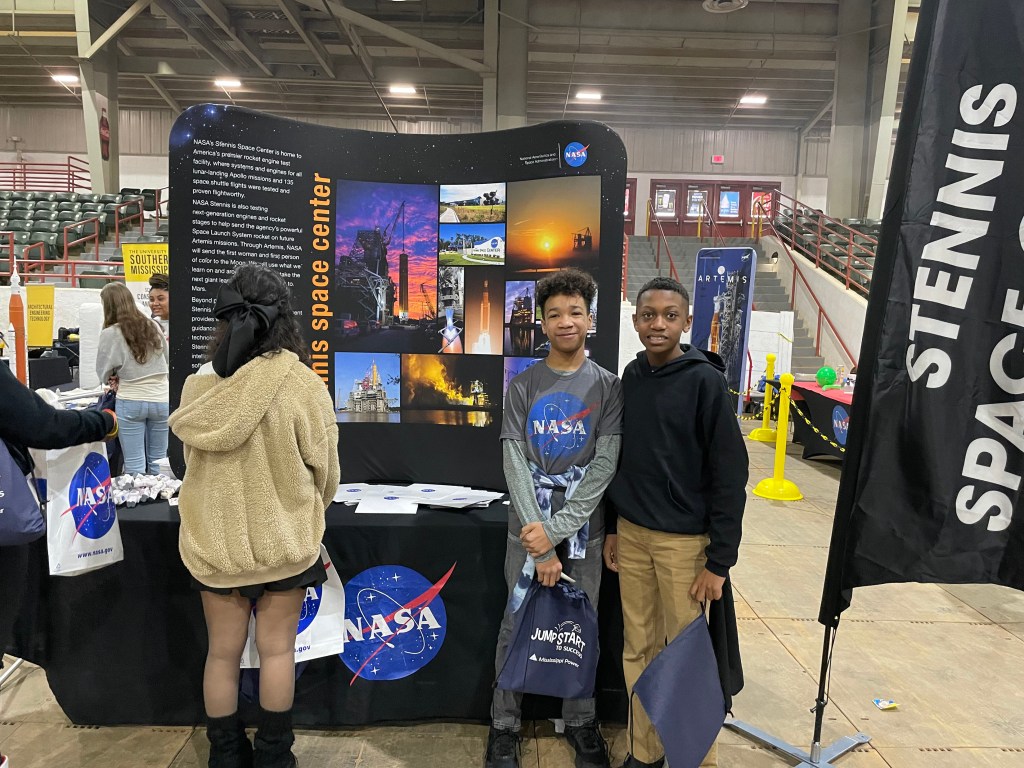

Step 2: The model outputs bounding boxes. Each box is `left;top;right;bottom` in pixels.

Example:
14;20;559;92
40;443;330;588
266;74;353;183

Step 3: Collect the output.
168;107;626;488
690;248;756;413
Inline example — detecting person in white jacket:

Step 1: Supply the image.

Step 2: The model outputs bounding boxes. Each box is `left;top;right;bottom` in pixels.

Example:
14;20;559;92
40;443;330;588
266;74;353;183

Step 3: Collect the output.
96;282;169;475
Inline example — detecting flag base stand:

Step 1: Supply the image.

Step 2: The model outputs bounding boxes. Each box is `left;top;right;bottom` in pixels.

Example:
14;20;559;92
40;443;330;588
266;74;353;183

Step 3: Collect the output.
725;717;871;766
753;477;803;501
748;427;778;443
0;658;25;689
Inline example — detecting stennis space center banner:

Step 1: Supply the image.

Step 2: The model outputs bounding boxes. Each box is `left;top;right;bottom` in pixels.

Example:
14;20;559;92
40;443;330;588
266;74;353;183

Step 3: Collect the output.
168;108;626;489
819;0;1024;625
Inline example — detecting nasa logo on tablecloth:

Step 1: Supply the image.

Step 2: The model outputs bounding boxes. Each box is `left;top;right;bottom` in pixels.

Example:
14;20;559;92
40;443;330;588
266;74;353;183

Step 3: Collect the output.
339;564;455;681
832;405;850;446
527;392;593;462
68;451;116;539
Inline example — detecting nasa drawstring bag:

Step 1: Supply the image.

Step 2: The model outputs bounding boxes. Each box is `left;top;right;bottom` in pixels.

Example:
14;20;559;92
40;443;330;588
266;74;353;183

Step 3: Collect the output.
240;544;347;668
44;442;124;576
496;580;599;699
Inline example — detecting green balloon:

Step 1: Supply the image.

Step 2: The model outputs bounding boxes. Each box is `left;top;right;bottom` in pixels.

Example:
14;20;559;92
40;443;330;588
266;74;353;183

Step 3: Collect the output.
816;366;838;388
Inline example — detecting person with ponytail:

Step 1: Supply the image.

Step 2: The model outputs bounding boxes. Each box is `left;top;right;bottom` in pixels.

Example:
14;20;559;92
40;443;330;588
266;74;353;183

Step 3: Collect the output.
169;265;339;768
96;282;169;475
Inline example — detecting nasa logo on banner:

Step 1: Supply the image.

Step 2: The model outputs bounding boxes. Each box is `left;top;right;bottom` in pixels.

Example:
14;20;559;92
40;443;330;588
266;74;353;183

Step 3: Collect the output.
339;563;456;682
240;544;347;668
45;443;124;577
527;392;593;462
831;405;850;447
564;142;589;167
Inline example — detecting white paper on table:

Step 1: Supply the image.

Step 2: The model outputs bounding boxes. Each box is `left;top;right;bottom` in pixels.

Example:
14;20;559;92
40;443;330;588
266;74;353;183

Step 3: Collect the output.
354;496;419;515
399;483;469;502
427;490;505;508
334;483;371;503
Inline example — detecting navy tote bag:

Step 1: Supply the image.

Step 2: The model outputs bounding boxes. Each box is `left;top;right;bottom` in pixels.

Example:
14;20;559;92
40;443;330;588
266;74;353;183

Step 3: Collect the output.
0;438;45;546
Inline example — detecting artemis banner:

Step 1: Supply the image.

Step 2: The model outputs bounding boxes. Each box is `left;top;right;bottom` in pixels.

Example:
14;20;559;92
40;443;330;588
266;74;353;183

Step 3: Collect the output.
819;0;1024;625
168;107;626;489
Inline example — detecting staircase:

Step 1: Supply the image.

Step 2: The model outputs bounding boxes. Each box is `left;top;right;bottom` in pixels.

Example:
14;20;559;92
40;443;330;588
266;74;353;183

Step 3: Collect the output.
625;235;824;376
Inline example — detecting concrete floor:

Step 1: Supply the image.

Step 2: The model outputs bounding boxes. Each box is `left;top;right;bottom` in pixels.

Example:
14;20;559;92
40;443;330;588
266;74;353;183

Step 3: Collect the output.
3;428;1024;767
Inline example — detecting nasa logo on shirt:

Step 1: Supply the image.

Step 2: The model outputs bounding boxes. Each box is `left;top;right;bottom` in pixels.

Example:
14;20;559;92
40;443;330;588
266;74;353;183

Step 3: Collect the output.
68;452;116;539
528;392;594;463
338;563;455;681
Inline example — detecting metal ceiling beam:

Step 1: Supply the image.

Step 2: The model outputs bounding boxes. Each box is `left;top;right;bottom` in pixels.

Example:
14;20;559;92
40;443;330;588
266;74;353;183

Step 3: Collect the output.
300;0;490;75
115;56;479;86
276;0;335;78
81;0;150;60
799;97;834;138
195;0;274;77
144;74;180;112
0;0;76;12
321;1;375;80
149;0;239;74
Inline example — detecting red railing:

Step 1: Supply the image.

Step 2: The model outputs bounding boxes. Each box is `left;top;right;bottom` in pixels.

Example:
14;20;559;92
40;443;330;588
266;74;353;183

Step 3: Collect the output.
645;199;681;282
0;156;90;191
768;191;875;297
1;254;124;288
113;197;144;247
63;217;101;261
153;187;169;228
1;233;46;275
754;206;858;367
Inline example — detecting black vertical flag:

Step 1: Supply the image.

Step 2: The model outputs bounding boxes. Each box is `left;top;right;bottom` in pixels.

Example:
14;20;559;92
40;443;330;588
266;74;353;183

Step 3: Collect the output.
820;0;1024;626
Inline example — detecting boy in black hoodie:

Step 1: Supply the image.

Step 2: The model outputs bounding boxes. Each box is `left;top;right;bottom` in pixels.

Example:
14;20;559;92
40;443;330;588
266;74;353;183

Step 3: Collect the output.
604;277;747;768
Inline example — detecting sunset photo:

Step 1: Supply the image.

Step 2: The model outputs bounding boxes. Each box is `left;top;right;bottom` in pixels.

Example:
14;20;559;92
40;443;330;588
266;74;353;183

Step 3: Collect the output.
505;175;602;274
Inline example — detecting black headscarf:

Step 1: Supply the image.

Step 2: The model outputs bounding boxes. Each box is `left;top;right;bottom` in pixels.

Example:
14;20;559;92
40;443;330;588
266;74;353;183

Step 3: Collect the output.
211;284;280;377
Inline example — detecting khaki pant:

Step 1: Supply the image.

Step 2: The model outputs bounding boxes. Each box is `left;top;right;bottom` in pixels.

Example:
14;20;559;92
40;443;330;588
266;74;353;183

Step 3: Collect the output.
618;517;718;767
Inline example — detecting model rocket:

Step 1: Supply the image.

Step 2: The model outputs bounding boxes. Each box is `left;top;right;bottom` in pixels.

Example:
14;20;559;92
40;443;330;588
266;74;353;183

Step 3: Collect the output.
6;263;28;385
472;279;492;354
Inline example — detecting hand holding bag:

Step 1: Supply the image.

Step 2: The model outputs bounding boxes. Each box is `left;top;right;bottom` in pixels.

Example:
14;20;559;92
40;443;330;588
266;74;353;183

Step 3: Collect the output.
496;580;600;699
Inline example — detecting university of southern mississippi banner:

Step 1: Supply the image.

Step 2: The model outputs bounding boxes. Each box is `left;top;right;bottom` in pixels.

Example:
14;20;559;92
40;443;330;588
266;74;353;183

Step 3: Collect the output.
690;247;756;412
819;0;1024;626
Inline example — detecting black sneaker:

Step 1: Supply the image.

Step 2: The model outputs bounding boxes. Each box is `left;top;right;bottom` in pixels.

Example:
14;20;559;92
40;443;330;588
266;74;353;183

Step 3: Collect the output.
619;755;664;768
564;722;610;768
484;727;520;768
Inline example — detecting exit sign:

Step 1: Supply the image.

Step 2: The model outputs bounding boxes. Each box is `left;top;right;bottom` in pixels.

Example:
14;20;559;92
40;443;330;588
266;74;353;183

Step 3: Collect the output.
711;154;725;165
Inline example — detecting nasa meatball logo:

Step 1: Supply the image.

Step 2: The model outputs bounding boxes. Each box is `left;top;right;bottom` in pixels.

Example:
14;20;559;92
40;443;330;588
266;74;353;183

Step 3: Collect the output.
339;564;455;682
564;142;589;167
67;452;116;540
297;585;323;634
528;392;594;461
832;405;850;446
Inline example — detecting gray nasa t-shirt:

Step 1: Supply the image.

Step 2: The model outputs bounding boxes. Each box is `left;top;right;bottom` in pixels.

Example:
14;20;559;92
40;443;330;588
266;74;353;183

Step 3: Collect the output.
501;359;624;532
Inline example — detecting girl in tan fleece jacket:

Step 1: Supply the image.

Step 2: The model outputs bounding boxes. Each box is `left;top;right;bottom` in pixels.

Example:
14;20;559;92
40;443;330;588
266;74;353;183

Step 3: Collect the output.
170;265;339;768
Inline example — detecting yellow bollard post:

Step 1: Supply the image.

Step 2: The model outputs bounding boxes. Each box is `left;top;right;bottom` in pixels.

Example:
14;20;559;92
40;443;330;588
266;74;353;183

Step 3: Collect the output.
753;372;803;501
748;353;778;443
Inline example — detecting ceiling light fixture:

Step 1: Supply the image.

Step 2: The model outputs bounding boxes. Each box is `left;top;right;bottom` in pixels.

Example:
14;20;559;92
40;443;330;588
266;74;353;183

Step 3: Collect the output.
214;78;242;89
51;73;79;85
389;84;417;95
576;90;602;101
739;94;768;106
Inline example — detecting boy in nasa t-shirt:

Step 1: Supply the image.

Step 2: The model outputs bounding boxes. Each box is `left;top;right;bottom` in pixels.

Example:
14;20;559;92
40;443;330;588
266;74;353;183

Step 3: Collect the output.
486;268;623;768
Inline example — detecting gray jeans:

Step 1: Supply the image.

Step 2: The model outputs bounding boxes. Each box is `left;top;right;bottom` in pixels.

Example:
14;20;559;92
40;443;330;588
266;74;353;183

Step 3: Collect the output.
491;532;604;732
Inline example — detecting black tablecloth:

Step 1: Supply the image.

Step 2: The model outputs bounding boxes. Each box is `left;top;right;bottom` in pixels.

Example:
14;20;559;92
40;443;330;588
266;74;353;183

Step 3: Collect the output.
0;500;626;726
790;384;851;461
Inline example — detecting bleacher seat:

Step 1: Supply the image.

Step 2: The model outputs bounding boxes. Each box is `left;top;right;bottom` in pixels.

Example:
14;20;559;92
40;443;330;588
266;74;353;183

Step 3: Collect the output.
120;187;141;196
31;221;60;234
53;192;77;203
32;211;58;222
11;192;34;201
11;200;34;210
0;192;12;201
8;210;32;221
78;270;114;288
98;194;122;204
34;201;58;212
58;202;81;212
80;202;102;213
29;233;59;260
6;221;32;232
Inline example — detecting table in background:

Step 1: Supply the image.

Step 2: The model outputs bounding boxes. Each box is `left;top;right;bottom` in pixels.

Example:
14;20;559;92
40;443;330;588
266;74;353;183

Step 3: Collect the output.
790;382;852;461
0;500;627;726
